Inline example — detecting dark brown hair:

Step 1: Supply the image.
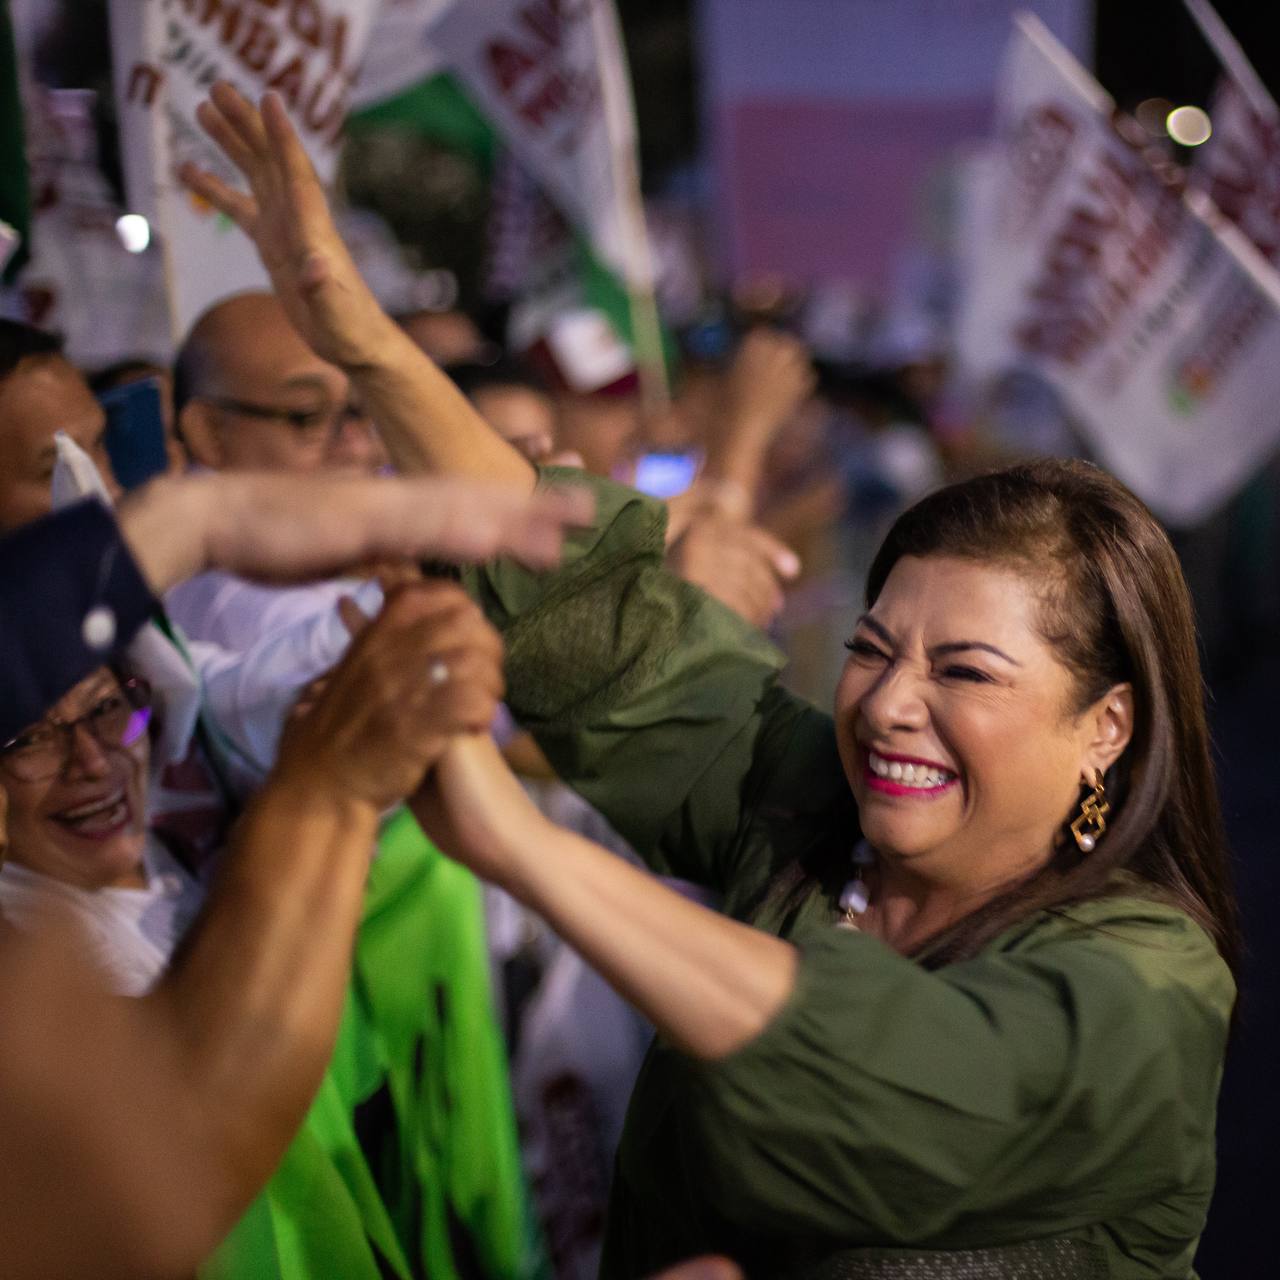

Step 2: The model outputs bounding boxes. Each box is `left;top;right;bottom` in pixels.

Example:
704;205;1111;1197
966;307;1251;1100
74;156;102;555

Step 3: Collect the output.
850;458;1240;981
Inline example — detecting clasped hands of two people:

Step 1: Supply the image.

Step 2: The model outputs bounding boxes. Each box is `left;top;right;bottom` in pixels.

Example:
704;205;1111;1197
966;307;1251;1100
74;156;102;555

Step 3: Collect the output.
274;578;537;890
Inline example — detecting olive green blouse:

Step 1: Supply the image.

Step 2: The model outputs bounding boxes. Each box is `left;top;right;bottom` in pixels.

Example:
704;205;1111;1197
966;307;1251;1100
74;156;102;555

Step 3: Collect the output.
463;470;1235;1280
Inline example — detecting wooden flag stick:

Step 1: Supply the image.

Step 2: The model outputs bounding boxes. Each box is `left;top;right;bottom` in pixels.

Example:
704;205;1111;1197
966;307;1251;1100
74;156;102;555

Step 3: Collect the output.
590;0;670;415
1182;0;1279;123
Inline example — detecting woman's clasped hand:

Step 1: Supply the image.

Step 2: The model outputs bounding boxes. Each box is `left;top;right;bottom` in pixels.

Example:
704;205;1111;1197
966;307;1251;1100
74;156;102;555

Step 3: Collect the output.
277;581;506;813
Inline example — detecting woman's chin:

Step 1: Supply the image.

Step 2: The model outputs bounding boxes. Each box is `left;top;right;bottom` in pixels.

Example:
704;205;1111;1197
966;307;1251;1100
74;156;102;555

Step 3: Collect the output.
46;830;148;891
858;811;955;862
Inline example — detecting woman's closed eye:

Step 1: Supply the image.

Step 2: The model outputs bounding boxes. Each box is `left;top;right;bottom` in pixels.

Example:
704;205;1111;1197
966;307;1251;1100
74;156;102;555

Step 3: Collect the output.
939;664;994;684
844;637;888;661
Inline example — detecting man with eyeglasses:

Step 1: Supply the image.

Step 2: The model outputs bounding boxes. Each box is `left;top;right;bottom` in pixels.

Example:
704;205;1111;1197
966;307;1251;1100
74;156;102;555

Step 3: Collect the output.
165;290;392;655
174;291;387;476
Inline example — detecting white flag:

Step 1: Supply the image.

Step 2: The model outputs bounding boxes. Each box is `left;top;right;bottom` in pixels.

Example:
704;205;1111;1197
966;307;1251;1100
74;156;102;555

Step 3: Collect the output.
351;0;454;109
109;0;380;338
1181;0;1280;266
428;0;643;289
1189;78;1280;264
955;13;1280;526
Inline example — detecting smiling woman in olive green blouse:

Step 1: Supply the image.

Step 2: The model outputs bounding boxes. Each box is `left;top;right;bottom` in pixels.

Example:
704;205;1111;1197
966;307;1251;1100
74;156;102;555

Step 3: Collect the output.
418;459;1238;1280
186;86;1239;1280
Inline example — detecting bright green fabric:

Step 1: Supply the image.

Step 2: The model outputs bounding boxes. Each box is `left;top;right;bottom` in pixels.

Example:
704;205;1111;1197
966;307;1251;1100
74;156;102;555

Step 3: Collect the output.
463;469;1236;1280
202;813;544;1280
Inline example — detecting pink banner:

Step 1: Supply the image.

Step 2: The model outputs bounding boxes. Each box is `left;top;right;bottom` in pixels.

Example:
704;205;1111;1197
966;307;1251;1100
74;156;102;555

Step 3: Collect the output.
719;97;991;290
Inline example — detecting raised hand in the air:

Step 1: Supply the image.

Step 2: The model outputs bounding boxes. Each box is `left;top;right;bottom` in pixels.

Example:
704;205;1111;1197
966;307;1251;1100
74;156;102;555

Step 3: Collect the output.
180;82;394;371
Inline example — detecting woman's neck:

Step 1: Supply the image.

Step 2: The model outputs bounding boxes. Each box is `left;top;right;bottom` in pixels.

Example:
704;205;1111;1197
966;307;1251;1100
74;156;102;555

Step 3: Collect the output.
862;845;1050;955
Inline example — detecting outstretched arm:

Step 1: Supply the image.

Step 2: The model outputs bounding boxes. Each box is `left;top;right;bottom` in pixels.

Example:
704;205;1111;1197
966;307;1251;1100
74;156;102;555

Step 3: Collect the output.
147;582;503;1227
118;468;590;594
181;84;532;488
413;734;798;1061
0;583;505;1277
0;473;581;744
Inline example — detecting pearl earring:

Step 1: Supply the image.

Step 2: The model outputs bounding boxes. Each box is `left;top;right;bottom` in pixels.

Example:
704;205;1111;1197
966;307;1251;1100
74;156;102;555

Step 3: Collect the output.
1070;771;1109;854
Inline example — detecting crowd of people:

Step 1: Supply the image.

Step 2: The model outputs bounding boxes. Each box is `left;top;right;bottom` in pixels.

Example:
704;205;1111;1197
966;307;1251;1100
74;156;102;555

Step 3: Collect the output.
0;82;1245;1280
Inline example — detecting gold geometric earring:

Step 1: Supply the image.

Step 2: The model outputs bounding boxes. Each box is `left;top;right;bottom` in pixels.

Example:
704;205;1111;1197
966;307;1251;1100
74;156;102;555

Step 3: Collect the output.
1070;770;1110;853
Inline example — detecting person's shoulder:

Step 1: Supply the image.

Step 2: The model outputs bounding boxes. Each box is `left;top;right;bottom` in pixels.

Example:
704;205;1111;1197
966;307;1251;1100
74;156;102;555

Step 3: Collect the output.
997;887;1235;1016
750;688;852;820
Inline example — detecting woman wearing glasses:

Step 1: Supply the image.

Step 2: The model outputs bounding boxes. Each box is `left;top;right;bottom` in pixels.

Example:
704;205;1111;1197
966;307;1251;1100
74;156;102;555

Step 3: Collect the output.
0;670;197;996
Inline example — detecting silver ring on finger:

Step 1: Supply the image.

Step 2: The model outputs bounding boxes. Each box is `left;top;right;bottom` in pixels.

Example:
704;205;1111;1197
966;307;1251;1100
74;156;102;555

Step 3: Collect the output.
428;659;450;687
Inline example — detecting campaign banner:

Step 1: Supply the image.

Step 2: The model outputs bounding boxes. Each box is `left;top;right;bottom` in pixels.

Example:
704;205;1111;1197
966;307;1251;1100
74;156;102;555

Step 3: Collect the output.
428;0;637;287
954;14;1280;526
1181;0;1280;266
5;86;172;365
351;0;453;109
109;0;379;338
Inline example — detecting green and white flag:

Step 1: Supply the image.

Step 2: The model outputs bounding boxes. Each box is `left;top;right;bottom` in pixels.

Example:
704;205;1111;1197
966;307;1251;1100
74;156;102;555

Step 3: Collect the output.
354;0;668;399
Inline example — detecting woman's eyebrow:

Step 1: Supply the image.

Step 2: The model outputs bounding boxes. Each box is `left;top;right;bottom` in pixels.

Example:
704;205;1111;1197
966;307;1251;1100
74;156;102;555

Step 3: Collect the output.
857;615;896;646
857;616;1021;666
930;641;1021;666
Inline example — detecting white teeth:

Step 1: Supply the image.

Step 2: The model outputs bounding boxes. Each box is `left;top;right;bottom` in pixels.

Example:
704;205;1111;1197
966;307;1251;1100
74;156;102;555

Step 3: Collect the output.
867;751;954;790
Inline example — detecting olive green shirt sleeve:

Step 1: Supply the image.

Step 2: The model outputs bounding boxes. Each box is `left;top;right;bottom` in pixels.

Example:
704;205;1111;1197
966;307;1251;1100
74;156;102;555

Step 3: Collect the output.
677;898;1234;1249
462;469;805;891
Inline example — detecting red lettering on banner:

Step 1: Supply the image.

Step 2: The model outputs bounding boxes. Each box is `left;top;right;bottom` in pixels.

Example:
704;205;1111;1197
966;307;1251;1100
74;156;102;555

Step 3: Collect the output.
303;74;344;134
289;0;324;49
1200;114;1280;261
488;40;538;94
171;0;358;140
519;70;571;129
519;0;567;49
1017;147;1181;366
482;0;598;138
1006;105;1076;238
127;62;165;107
327;15;347;75
184;0;244;46
237;17;280;74
1206;137;1256;221
1015;314;1098;365
266;54;307;110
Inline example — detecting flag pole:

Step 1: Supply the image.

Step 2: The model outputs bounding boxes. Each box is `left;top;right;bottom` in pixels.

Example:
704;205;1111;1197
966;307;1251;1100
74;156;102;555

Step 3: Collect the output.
1182;0;1279;122
590;0;669;415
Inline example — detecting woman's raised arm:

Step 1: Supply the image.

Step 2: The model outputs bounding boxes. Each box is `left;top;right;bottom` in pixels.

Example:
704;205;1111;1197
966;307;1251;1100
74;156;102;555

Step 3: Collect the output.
181;82;533;488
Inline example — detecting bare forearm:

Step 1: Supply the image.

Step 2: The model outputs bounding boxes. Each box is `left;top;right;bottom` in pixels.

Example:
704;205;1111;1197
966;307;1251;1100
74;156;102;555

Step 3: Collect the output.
118;469;586;596
699;416;774;513
503;811;798;1060
348;322;536;486
147;776;378;1218
116;471;219;594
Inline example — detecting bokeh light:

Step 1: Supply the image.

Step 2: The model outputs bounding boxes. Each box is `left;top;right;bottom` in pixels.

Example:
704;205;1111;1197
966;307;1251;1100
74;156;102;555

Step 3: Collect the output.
115;213;151;253
1166;105;1212;147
